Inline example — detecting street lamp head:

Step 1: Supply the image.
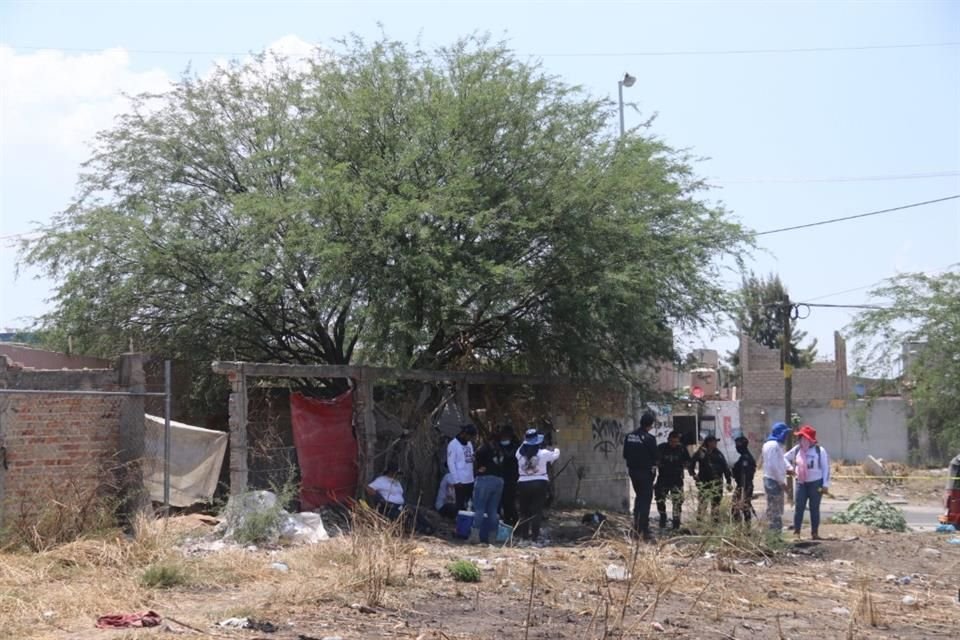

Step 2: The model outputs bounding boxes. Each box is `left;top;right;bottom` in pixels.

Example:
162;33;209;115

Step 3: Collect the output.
621;72;636;88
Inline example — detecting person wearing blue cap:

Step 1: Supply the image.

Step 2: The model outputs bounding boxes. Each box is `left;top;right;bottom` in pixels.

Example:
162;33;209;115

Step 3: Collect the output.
761;422;791;534
515;428;559;542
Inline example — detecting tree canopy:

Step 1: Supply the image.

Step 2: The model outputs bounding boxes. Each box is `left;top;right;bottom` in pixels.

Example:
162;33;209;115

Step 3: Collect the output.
24;36;751;386
726;272;817;380
849;269;960;460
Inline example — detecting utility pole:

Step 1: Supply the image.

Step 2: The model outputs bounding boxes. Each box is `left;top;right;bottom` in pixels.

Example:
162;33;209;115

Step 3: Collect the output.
781;299;794;503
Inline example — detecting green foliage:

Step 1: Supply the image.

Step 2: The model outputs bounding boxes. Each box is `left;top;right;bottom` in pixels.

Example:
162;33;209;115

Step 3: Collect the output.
447;559;481;582
848;270;960;461
829;494;908;532
728;273;818;381
23;35;751;387
140;563;189;588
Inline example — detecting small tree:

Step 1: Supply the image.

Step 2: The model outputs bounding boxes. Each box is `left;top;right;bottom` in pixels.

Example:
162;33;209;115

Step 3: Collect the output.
726;272;818;385
849;270;960;461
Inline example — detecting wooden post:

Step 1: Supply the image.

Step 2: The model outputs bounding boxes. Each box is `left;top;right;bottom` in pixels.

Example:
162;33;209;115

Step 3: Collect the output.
457;377;470;422
228;363;248;495
358;374;377;481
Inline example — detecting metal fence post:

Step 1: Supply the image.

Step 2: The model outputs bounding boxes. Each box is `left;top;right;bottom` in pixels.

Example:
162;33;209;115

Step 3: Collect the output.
163;360;171;515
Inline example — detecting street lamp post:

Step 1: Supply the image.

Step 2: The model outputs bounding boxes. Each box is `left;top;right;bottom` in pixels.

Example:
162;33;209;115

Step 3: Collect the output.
618;72;636;138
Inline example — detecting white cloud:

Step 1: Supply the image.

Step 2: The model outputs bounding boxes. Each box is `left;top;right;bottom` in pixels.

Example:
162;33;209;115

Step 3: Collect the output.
0;46;172;157
0;36;316;326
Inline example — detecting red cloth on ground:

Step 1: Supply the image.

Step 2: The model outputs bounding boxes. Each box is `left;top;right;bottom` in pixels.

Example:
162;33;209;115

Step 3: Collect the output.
95;611;162;628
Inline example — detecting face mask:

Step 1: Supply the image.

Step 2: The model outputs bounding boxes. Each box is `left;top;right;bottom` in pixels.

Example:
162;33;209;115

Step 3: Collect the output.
500;440;511;446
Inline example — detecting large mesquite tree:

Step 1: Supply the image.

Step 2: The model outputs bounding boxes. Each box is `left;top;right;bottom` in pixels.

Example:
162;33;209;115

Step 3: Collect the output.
26;36;751;386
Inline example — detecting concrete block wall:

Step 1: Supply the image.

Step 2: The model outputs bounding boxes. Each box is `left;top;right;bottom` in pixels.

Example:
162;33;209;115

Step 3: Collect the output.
548;384;631;512
739;399;908;462
0;359;124;528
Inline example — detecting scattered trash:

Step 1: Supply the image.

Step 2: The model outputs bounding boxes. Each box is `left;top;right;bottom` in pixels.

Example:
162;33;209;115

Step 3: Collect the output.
218;617;249;629
280;512;329;544
885;574;897;583
863;455;887;478
832;559;853;567
831;607;850;616
922;547;941;557
350;603;377;614
217;617;277;632
935;523;957;533
42;611;56;619
217;490;329;545
948;537;960;545
901;595;918;607
96;611;162;629
651;621;665;632
605;564;630;582
581;511;607;525
897;576;912;586
829;494;908;531
270;562;290;572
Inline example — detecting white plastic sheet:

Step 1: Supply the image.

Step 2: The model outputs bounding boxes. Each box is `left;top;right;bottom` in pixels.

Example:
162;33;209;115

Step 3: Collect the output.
144;414;227;506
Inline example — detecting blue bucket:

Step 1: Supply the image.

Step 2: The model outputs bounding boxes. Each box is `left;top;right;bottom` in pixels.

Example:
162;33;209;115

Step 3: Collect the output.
455;511;474;539
496;522;512;543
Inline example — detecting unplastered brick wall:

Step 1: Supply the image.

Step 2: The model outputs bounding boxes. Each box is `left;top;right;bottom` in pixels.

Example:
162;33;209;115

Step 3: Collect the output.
548;384;631;512
0;359;123;528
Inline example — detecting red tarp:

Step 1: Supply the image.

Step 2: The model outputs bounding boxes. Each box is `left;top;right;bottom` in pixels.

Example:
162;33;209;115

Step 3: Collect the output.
290;390;357;509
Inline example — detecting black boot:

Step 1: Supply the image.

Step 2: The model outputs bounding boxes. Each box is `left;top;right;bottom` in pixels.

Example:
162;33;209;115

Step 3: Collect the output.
659;513;668;529
672;517;681;530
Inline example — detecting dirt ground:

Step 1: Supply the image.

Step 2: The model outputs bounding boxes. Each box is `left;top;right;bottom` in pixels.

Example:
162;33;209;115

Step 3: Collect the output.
2;469;957;640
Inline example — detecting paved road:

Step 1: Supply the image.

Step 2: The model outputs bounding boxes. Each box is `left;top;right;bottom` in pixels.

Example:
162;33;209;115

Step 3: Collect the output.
819;497;945;533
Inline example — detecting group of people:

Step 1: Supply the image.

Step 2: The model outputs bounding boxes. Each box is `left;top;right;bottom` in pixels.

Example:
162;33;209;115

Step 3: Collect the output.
368;412;832;544
625;412;828;541
623;413;757;540
366;423;560;544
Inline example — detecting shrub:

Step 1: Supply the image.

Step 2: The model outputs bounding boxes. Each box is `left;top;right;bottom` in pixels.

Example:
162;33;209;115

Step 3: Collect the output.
448;560;481;583
141;563;188;588
830;494;908;532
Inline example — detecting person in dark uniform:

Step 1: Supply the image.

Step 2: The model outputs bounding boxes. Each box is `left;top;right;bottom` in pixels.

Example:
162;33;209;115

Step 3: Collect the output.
496;425;521;525
655;430;691;530
623;412;659;541
730;435;757;525
689;435;732;524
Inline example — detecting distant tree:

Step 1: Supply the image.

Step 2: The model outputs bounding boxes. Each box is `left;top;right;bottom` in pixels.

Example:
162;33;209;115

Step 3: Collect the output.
726;273;818;385
849;270;960;461
24;35;751;390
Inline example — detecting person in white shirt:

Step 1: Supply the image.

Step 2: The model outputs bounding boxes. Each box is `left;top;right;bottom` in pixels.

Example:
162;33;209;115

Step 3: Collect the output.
761;422;790;535
784;424;830;540
366;463;435;534
515;428;560;541
434;471;458;519
446;424;477;510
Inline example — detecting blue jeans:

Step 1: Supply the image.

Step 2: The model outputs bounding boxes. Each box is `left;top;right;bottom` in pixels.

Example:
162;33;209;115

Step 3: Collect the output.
794;479;823;535
764;477;784;532
472;475;504;543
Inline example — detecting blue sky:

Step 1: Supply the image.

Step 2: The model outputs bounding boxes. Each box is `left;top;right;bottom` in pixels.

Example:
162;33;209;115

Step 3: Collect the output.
1;0;958;366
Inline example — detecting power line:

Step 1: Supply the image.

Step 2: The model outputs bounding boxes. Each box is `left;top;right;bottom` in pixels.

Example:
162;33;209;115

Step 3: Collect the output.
797;263;959;303
753;195;960;237
714;170;960;185
6;40;960;59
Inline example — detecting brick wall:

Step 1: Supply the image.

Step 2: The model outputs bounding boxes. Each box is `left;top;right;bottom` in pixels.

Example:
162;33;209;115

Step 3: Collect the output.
0;357;134;530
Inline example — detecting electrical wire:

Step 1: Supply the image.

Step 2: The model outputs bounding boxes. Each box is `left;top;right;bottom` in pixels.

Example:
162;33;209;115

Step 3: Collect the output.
753;195;960;237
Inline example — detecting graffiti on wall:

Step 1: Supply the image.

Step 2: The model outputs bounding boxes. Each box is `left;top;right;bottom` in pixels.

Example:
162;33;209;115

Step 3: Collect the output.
592;417;625;457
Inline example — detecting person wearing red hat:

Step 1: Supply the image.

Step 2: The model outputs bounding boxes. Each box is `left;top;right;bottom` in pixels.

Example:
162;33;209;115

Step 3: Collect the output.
784;424;831;540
